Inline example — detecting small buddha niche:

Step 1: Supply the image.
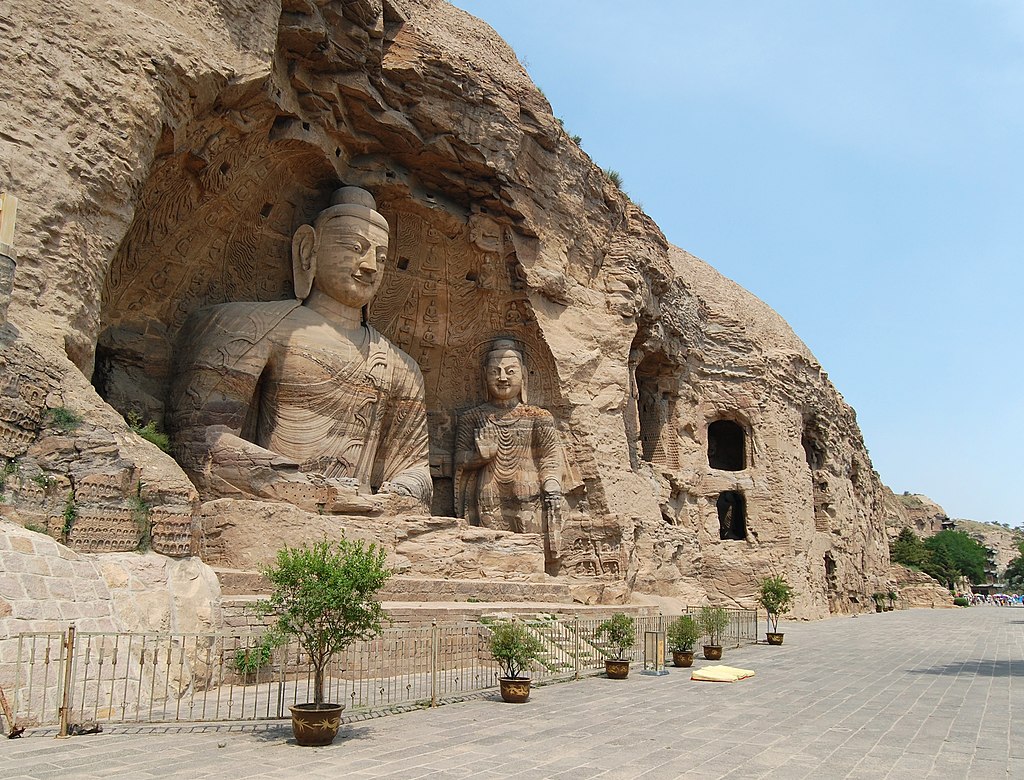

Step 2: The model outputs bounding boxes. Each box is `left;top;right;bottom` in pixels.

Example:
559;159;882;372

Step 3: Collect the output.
717;491;747;540
824;552;838;590
707;419;746;471
634;352;680;470
802;420;826;470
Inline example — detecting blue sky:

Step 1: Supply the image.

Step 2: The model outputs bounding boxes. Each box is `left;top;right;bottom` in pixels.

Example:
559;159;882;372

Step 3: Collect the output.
450;1;1023;526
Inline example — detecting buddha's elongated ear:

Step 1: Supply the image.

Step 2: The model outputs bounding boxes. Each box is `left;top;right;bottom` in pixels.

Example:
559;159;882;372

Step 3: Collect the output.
291;224;317;300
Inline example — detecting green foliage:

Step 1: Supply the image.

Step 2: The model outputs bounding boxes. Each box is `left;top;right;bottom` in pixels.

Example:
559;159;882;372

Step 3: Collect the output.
697;606;730;646
256;537;392;705
1;458;18;482
923;530;988;587
666;615;699;653
47;407;83;433
130;485;152;552
890;528;930;570
1005;555;1024;590
24;522;48;535
127;413;171;453
891;528;989;589
953;596;969;607
488;620;545;680
570;134;582;145
32;472;56;489
757;576;795;633
0;458;17;500
232;631;282;676
595;613;636;659
61;493;77;543
603;168;623;188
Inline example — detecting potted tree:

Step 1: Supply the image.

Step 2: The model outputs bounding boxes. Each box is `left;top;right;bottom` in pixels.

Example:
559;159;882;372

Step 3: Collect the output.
757;575;795;645
886;589;898;611
666;615;700;667
489;619;545;703
256;537;391;746
697;606;730;660
595;613;636;679
872;592;886;613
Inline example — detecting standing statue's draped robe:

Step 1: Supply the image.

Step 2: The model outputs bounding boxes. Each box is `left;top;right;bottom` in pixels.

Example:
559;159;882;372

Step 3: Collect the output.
453;402;563;533
168;300;431;507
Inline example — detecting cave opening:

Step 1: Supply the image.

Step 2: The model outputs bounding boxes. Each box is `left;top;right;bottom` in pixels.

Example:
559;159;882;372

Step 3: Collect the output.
802;420;826;470
708;419;746;471
717;490;747;540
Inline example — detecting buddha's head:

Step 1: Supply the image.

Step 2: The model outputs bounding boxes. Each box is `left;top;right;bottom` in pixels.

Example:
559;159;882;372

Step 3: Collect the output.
483;338;528;404
292;186;389;309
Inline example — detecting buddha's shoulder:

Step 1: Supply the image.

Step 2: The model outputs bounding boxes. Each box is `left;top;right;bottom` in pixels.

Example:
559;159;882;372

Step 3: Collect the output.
366;324;423;377
186;300;302;331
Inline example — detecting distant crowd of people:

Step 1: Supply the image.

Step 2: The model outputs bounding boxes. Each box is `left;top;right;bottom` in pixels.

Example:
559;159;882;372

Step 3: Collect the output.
961;592;1023;606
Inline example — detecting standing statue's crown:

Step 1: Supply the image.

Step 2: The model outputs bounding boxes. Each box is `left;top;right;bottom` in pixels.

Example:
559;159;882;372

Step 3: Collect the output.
314;186;388;231
486;338;524;362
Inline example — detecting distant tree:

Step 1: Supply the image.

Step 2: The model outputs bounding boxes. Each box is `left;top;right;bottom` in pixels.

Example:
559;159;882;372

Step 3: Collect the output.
1005;556;1024;591
921;544;959;590
923;530;988;586
890;528;929;570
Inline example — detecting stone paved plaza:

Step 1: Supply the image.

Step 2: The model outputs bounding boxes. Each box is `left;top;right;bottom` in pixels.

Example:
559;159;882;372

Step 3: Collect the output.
3;606;1021;779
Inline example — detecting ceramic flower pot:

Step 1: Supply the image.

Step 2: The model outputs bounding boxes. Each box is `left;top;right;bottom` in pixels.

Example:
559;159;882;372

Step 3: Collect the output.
290;703;344;747
671;650;695;668
702;644;723;661
499;677;531;703
605;659;630;679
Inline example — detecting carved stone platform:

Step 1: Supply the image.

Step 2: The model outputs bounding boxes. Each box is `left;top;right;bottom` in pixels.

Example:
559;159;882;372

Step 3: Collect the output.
219;593;658;631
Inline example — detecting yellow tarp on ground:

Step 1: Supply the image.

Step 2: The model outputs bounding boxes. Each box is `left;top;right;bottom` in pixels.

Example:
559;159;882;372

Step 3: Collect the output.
690;665;755;682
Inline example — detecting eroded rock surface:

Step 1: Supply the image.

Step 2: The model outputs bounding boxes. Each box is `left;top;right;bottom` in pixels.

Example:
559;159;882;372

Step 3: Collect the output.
1;0;896;616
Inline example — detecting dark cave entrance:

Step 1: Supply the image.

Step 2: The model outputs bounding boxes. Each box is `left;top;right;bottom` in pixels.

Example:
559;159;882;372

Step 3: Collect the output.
708;419;746;471
717;491;747;541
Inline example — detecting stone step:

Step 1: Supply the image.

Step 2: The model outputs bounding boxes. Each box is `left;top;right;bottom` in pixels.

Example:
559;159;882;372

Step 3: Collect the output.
213;567;577;605
218;595;658;628
380;576;574;604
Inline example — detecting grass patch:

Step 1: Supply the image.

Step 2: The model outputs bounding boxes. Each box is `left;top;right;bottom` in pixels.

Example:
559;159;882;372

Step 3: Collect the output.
47;407;83;433
127;413;171;453
61;493;77;543
131;481;152;552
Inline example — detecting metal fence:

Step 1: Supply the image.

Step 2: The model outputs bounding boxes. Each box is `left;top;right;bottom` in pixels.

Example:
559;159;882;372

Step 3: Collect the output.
10;609;756;732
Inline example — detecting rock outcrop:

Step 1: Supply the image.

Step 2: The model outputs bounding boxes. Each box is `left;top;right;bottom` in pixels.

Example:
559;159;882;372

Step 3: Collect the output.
1;0;894;618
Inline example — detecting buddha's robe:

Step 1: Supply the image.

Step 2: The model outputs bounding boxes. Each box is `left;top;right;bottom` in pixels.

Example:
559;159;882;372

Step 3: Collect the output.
454;402;563;533
168;300;431;508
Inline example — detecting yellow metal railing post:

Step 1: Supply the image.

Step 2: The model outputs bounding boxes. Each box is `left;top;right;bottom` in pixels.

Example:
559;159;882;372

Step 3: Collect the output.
57;625;76;738
430;621;438;708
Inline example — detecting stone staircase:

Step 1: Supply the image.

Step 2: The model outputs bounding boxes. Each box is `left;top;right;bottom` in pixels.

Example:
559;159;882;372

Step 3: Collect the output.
213;566;658;629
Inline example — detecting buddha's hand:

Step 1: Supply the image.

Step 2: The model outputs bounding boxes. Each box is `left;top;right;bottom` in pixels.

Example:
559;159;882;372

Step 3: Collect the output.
543;489;562;512
475;421;500;460
378;480;414;497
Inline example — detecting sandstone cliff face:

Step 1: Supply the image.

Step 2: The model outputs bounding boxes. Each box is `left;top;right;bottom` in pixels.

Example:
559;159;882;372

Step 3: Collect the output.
0;0;891;614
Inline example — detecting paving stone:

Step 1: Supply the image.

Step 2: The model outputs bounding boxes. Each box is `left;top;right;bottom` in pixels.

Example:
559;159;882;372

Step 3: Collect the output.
1;607;1021;778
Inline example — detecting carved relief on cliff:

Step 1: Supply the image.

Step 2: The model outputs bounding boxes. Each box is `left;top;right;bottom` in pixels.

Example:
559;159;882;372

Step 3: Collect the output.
368;202;575;516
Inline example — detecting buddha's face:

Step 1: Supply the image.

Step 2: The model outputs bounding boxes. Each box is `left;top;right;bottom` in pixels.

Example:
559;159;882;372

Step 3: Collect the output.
485;352;523;402
312;214;388;308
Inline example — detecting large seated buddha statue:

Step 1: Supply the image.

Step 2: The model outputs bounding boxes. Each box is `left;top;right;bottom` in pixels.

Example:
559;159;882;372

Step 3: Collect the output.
167;187;432;513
